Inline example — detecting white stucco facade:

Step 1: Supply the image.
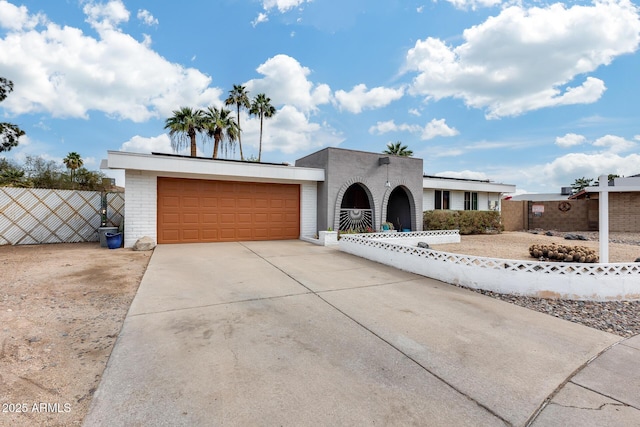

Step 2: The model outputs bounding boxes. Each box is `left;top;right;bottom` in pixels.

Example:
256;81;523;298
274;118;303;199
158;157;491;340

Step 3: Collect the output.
422;176;515;212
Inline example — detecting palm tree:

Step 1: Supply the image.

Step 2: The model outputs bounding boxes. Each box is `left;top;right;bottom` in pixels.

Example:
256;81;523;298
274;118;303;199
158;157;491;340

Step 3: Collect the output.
249;93;276;162
224;85;250;161
383;141;413;157
63;152;83;188
164;107;205;157
203;106;239;159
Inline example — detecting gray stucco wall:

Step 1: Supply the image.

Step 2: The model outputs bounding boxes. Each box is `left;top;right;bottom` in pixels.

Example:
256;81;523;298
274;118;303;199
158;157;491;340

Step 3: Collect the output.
296;148;423;232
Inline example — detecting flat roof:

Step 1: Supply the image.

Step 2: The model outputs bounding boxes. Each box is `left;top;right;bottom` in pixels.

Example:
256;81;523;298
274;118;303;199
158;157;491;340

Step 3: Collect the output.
105;151;325;183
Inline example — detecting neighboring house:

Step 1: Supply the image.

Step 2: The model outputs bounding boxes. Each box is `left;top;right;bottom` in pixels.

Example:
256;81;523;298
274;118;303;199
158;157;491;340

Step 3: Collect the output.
422;175;515;212
570;175;640;232
105;147;515;247
502;176;640;232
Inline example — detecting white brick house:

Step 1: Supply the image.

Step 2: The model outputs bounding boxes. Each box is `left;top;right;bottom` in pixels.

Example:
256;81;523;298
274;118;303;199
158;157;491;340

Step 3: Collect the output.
105;149;515;247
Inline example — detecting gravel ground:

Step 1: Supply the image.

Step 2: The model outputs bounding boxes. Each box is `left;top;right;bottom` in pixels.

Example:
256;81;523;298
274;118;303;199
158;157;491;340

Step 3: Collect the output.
433;230;640;338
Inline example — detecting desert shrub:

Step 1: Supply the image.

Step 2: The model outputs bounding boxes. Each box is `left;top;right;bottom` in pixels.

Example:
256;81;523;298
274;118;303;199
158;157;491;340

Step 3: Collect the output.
423;210;503;235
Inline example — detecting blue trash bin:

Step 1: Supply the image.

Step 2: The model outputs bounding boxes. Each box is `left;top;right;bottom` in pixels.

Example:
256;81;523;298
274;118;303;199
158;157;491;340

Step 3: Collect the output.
105;232;122;249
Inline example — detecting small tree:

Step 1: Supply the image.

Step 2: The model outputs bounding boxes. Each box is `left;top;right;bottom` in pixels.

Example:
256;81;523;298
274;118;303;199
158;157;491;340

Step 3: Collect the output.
0;165;26;187
571;177;594;194
0;77;25;153
24;156;64;189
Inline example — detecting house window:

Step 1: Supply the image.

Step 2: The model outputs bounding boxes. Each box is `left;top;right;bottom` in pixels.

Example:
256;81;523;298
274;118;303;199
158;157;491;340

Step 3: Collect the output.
464;192;478;210
435;190;450;210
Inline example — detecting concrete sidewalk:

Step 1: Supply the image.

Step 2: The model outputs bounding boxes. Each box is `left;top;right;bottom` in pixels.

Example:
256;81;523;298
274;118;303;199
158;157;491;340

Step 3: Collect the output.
83;241;639;426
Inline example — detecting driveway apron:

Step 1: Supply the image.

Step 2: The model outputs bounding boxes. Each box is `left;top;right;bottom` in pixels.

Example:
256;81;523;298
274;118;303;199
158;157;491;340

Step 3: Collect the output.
83;241;622;426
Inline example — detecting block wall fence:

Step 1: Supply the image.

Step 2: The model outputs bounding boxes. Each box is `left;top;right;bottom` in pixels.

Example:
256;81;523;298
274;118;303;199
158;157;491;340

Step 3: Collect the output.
501;194;640;232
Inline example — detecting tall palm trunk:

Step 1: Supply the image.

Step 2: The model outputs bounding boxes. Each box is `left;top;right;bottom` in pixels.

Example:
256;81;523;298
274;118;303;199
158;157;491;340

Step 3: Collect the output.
189;129;197;157
213;131;221;159
236;105;244;161
258;114;264;162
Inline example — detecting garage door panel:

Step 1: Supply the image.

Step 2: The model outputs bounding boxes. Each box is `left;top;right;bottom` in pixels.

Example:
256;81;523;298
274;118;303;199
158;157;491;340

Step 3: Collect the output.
202;197;218;208
162;213;180;224
182;229;200;240
162;196;180;208
220;198;236;208
236;228;253;239
220;213;236;224
202;213;218;224
269;213;284;222
237;198;252;209
182;213;199;224
237;213;252;224
182;197;200;208
254;198;268;208
201;229;218;240
158;178;299;244
254;213;268;224
253;228;269;238
161;230;179;242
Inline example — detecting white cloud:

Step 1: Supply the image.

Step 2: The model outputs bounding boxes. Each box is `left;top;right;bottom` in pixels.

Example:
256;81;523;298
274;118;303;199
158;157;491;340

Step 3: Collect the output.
0;1;222;122
409;108;421;117
539;152;640;188
369;118;458;140
262;0;310;13
592;135;637;153
421;118;459;140
252;12;269;27
445;0;503;11
431;148;466;158
137;9;158;26
83;0;130;32
0;0;45;31
246;54;331;114
253;0;310;25
241;105;344;156
335;84;404;114
120;134;173;154
556;133;586;148
369;120;422;135
405;0;640;118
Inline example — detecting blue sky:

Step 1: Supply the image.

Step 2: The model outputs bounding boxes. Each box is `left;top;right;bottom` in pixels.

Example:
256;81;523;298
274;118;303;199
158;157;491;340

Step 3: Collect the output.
0;0;639;193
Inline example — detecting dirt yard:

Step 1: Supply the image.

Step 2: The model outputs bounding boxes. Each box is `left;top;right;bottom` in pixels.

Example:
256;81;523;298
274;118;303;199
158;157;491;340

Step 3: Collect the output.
431;231;640;263
0;243;151;427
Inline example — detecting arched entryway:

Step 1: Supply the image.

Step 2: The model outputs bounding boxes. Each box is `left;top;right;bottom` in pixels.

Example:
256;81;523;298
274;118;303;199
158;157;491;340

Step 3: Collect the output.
339;183;373;232
386;186;412;231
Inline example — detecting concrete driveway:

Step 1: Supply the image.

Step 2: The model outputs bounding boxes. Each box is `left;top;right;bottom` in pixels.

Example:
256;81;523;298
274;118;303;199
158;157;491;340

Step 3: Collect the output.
83;241;637;426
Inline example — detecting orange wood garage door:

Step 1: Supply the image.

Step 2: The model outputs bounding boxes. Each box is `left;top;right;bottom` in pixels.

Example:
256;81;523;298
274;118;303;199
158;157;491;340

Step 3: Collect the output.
157;178;300;243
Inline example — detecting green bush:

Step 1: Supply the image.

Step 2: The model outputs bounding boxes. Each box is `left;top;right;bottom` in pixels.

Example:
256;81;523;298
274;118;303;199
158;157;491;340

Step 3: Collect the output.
423;210;503;235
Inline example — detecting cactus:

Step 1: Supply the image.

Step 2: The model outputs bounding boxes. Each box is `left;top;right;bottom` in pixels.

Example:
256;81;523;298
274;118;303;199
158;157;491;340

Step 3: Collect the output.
529;243;598;263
